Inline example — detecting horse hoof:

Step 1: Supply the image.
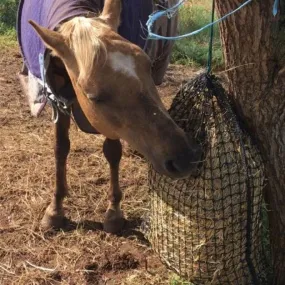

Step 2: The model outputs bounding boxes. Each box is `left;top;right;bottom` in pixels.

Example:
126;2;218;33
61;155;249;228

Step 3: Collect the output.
103;208;126;234
40;208;66;230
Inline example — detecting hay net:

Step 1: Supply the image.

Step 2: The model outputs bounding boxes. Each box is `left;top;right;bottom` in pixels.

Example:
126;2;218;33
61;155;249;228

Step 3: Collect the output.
144;73;269;284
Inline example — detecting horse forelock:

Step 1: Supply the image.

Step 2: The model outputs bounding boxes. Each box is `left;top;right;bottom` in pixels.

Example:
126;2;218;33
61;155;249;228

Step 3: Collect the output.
58;16;107;83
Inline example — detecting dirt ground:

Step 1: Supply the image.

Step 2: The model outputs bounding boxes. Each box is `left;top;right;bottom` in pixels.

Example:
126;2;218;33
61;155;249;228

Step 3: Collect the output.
0;45;199;285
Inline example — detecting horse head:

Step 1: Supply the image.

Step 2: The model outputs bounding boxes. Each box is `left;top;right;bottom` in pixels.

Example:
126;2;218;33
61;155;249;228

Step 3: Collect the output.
29;0;201;179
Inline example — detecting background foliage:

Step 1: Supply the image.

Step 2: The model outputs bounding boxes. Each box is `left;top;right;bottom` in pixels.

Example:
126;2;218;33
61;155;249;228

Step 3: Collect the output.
171;3;223;69
0;0;19;37
0;0;223;68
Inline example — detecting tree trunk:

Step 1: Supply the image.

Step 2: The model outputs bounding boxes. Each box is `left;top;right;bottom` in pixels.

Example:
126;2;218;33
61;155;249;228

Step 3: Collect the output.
215;0;285;284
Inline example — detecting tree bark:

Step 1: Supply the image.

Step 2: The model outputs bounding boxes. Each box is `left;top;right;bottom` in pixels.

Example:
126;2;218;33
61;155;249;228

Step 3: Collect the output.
215;0;285;284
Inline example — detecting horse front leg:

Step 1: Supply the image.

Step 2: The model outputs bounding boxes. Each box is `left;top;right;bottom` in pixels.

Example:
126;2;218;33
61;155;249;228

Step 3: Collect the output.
41;112;71;230
102;138;125;233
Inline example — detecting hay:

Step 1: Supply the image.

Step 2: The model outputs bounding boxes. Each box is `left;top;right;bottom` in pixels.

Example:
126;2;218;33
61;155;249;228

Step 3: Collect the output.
145;74;268;284
1;47;186;285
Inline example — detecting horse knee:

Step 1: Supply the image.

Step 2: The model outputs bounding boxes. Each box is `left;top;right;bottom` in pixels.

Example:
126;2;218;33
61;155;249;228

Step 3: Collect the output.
103;139;122;166
54;135;70;159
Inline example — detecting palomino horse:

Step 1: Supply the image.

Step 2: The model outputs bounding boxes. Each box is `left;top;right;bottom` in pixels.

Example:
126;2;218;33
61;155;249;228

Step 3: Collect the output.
18;0;201;233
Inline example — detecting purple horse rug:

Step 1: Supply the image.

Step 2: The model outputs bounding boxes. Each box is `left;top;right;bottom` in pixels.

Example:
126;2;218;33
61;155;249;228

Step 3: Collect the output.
17;0;178;118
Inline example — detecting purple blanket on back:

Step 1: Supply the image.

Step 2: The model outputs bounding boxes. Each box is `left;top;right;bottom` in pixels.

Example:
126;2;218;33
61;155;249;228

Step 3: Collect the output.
17;0;153;80
17;0;177;121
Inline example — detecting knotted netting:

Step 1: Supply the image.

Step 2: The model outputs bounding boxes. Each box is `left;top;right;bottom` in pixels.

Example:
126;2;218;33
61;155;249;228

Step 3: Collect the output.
144;73;269;284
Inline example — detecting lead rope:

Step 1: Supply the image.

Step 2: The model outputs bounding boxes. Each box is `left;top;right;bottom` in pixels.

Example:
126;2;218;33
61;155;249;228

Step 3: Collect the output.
207;0;215;74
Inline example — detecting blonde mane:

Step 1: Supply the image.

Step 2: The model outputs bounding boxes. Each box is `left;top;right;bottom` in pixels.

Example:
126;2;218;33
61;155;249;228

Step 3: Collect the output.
59;16;107;83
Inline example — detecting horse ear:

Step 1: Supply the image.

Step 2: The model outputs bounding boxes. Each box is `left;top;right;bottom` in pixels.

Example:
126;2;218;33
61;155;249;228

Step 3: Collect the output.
100;0;121;31
28;20;71;59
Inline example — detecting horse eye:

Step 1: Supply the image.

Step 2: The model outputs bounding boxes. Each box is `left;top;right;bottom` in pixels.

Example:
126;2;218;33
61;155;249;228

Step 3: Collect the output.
87;93;107;103
93;96;105;103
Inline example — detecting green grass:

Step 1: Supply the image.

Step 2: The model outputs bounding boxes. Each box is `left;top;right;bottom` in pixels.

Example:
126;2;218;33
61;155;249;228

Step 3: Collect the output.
171;4;223;69
0;0;19;31
0;33;17;48
0;0;18;46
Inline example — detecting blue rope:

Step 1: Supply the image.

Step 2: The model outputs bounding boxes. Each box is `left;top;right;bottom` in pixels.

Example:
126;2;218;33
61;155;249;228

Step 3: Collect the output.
147;0;253;40
273;0;280;16
147;0;280;41
148;0;186;24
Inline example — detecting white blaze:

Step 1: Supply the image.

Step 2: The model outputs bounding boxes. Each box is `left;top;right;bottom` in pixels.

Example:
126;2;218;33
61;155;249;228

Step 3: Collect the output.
109;51;138;79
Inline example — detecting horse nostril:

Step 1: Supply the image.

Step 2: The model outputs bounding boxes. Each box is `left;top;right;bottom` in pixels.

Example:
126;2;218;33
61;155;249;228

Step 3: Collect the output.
165;159;180;174
164;146;203;177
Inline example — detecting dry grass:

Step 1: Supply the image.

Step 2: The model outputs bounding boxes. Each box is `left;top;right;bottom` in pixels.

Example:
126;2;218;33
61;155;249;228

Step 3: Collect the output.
185;0;213;10
0;44;199;284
